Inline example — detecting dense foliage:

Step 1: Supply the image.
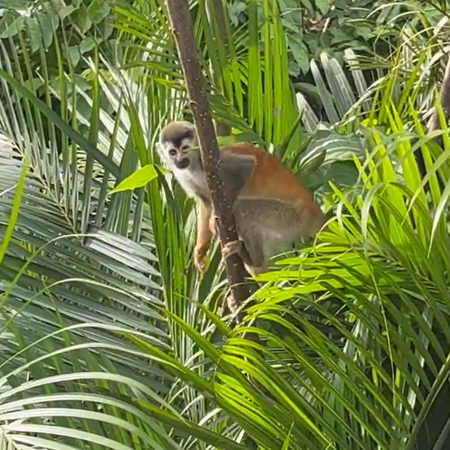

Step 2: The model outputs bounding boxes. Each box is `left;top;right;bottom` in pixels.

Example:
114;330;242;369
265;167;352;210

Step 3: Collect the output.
1;1;450;449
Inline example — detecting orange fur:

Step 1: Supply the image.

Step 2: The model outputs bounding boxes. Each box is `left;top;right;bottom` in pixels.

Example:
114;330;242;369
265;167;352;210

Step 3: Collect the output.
196;144;325;273
226;143;320;207
158;121;325;274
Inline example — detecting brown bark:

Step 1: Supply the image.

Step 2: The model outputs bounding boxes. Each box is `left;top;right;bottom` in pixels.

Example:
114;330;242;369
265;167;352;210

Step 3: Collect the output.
165;0;251;311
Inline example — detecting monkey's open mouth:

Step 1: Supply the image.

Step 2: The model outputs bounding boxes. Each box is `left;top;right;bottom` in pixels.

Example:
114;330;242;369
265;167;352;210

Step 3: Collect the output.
175;158;190;169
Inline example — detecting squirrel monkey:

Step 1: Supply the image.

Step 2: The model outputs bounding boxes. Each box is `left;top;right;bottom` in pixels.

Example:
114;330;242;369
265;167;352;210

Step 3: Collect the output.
156;121;326;277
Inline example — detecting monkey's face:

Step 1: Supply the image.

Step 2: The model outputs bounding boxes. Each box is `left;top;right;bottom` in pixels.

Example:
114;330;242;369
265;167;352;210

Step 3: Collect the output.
157;121;197;170
159;137;194;170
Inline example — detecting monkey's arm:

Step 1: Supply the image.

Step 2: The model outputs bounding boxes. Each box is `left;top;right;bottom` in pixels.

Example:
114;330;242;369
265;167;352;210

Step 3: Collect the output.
219;151;255;203
192;152;254;272
194;200;213;272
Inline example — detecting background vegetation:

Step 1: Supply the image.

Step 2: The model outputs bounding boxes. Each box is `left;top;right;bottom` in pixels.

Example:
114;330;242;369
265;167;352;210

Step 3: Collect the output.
1;0;450;449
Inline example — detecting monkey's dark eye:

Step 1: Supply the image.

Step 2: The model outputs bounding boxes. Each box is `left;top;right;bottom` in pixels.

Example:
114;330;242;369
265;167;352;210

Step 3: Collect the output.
181;145;189;151
168;149;177;156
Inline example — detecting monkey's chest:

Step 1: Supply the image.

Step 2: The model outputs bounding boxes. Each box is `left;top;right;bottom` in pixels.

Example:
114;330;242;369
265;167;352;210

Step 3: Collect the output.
175;169;210;200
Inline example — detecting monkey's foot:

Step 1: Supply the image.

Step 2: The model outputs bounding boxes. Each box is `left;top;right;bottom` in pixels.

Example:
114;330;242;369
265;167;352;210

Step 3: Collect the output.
224;291;238;314
222;240;242;259
194;259;205;273
219;240;243;272
194;246;207;273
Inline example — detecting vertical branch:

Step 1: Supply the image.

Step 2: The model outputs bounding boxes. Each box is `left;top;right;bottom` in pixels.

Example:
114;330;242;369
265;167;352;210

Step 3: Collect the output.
165;0;251;310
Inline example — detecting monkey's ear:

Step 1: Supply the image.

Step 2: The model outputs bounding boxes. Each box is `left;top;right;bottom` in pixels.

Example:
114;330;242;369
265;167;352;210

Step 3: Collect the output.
155;142;165;161
219;153;255;202
155;142;169;169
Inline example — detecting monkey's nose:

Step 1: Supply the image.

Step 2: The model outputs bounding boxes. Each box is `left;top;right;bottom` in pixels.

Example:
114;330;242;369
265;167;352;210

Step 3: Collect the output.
175;158;190;169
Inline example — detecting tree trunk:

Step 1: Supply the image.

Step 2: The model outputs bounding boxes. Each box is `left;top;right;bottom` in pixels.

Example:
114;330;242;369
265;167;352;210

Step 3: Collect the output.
165;0;251;313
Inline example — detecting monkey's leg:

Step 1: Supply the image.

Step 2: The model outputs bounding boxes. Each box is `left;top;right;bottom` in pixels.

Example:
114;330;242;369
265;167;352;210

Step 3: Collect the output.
221;239;253;265
194;201;213;272
221;216;266;277
209;215;216;236
220;239;258;314
231;198;304;276
236;232;266;277
212;208;256;272
221;239;266;278
221;233;265;314
220;201;268;313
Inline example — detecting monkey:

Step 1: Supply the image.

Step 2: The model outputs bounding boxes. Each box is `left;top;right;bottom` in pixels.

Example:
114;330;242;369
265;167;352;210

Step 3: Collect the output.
156;120;326;277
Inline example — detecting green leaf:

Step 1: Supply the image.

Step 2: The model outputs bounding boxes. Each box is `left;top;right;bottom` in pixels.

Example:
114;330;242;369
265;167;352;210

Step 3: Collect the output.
216;132;259;146
313;0;331;15
80;37;96;54
87;0;111;24
110;165;163;194
67;46;80;67
0;68;120;177
289;38;310;74
58;5;76;19
0;15;24;38
37;10;60;49
25;17;42;53
76;5;93;33
0;156;28;267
